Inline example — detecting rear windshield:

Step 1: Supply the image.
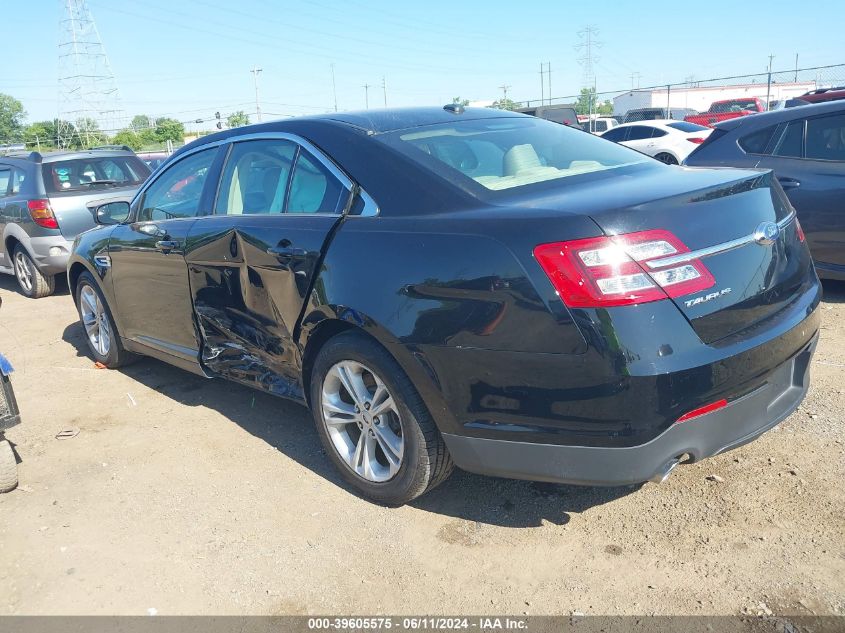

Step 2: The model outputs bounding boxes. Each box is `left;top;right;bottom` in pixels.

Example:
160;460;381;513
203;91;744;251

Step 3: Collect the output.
42;155;149;194
667;121;709;133
379;117;649;192
711;100;758;113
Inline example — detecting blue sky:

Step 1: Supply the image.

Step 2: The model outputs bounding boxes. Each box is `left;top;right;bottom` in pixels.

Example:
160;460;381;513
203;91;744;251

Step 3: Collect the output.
4;0;844;131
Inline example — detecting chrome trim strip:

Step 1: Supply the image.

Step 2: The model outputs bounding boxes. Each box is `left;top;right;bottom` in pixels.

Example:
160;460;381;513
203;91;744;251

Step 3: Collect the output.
645;210;796;270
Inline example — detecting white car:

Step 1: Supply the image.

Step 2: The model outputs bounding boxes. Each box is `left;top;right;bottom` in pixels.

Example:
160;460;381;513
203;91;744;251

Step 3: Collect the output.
583;116;620;135
600;119;711;164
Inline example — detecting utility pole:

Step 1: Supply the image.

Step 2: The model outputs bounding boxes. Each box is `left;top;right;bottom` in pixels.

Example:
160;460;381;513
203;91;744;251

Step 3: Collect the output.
363;83;371;109
330;63;338;112
539;63;544;106
794;53;799;82
547;62;551;105
381;76;387;107
766;54;774;111
499;84;511;104
250;65;263;122
630;72;641;89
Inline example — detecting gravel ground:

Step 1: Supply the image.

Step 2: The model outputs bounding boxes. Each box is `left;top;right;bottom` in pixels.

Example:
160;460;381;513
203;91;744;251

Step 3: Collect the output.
0;274;842;616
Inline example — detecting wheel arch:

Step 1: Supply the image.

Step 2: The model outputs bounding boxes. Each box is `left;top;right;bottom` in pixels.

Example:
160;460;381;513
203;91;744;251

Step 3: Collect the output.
67;260;94;303
3;224;31;261
297;310;457;433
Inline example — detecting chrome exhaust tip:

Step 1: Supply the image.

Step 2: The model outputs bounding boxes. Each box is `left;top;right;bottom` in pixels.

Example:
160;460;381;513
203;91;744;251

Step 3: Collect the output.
650;458;681;484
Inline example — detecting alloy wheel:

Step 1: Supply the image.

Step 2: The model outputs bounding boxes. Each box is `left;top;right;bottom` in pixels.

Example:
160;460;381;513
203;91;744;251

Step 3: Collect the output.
321;360;404;483
79;285;111;357
14;252;33;293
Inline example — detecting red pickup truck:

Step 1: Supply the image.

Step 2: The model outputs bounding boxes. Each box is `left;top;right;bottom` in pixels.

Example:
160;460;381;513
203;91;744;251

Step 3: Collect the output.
684;98;765;127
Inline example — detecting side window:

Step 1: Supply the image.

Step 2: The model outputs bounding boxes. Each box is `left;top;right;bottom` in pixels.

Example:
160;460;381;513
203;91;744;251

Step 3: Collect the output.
593;121;607;133
0;168;10;196
738;125;777;154
626;126;652;141
138;147;217;222
806;113;845;161
771;121;804;158
215;139;297;215
650;128;668;138
10;168;26;195
287;150;348;214
602;127;627;142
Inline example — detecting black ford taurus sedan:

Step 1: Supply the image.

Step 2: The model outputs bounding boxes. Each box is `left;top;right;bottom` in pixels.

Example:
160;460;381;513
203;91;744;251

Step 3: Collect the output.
68;106;820;505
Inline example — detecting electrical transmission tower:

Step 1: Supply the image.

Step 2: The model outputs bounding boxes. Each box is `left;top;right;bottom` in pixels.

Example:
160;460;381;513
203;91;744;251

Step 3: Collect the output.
57;0;123;148
574;26;601;86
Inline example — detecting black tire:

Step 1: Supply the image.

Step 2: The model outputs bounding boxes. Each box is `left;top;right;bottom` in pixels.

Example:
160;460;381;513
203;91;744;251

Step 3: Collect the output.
655;152;678;165
75;271;134;368
310;331;453;505
13;246;55;298
0;439;17;493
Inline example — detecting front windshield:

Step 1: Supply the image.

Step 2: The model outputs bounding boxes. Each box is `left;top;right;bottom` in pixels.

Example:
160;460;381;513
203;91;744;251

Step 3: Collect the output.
379;116;649;192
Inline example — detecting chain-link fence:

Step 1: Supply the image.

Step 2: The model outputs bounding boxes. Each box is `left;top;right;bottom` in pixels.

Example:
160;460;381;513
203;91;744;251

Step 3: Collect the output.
519;64;845;132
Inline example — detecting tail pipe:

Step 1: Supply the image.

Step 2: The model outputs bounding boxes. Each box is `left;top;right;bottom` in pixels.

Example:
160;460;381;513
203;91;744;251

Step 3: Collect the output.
649;458;681;484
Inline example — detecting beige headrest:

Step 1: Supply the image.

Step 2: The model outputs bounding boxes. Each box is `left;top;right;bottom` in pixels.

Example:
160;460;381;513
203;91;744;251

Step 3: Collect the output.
503;144;542;176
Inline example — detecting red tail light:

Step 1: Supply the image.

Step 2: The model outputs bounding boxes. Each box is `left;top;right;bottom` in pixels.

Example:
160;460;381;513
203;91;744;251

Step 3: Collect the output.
676;399;727;423
795;218;806;242
687;137;706;144
533;229;716;308
27;199;59;229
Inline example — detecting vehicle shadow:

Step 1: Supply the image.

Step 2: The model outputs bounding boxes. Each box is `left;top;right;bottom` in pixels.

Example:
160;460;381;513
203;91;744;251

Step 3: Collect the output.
60;321;637;527
821;279;845;303
0;271;70;297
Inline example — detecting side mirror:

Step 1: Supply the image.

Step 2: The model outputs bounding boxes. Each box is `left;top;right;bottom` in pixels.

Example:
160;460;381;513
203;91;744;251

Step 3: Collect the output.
95;201;131;225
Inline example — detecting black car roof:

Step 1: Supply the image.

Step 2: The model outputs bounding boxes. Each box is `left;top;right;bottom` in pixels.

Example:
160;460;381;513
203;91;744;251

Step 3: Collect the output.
714;99;845;131
186;106;524;146
308;106;525;133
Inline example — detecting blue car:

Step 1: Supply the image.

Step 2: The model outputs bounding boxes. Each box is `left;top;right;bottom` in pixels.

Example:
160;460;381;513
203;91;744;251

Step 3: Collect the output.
685;100;845;280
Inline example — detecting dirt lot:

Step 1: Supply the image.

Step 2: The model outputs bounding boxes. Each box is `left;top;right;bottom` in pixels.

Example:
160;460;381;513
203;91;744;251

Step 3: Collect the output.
0;274;842;616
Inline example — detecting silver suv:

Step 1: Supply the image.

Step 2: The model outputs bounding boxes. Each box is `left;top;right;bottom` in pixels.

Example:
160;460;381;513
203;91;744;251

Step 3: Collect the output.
0;148;150;297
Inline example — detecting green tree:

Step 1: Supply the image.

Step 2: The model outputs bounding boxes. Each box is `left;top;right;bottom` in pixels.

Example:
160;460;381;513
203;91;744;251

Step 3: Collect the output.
153;117;185;144
451;97;470;106
130;114;153;131
0;93;26;142
574;88;613;116
490;98;522;111
111;129;144;151
227;111;250;128
24;120;60;149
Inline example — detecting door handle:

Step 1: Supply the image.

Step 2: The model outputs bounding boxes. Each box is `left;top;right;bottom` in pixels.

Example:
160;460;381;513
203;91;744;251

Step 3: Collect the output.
267;245;308;261
778;177;801;190
156;240;181;253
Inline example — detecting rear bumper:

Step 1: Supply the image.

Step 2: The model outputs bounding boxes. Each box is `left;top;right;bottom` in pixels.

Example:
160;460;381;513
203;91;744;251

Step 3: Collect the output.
28;236;73;275
443;334;816;486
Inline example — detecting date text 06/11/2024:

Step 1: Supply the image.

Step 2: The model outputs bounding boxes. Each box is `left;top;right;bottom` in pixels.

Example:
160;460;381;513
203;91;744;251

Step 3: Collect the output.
307;617;528;630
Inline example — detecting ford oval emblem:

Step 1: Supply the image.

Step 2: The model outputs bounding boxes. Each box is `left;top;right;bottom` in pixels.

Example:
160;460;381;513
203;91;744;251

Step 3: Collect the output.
753;221;780;246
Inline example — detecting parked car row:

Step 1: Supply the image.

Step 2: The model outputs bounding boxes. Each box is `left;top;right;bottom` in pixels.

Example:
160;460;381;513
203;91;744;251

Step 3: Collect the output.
600;120;711;164
598;100;845;279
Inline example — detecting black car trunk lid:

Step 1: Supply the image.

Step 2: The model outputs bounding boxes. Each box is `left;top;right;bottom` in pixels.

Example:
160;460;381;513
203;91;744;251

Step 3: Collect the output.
584;169;812;344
